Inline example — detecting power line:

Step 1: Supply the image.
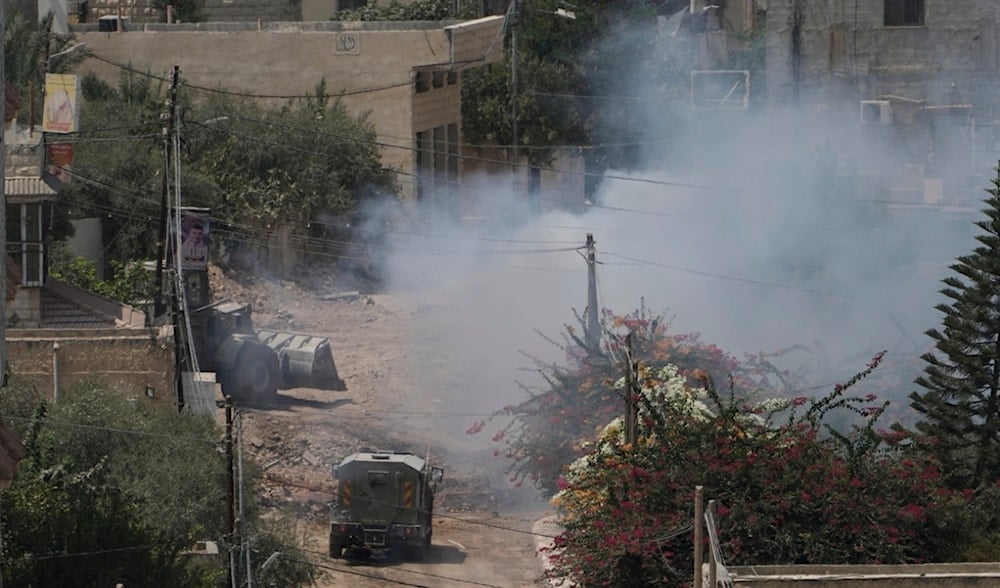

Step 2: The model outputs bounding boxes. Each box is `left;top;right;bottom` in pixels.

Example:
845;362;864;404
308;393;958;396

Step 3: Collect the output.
0;414;219;445
285;556;431;587
296;550;506;587
601;250;839;298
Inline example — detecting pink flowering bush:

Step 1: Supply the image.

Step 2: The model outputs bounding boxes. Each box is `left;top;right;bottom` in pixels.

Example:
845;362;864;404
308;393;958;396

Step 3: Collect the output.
544;351;1000;586
473;303;797;494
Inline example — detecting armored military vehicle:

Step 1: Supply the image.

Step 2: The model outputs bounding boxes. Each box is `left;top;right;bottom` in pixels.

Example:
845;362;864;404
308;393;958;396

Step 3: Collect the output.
329;450;444;561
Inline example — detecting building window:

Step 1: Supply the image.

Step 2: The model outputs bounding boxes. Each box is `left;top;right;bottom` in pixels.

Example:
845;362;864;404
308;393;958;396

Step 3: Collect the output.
6;203;46;287
884;0;923;27
415;71;431;93
432;71;446;89
415;124;460;217
337;0;366;10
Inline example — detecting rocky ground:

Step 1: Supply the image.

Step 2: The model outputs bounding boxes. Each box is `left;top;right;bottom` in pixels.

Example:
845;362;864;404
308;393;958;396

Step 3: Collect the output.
208;263;554;587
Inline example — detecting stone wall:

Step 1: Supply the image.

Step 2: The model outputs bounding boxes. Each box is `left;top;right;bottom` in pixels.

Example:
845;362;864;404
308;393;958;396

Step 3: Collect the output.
727;562;1000;587
764;0;1000;199
766;0;1000;109
6;328;176;405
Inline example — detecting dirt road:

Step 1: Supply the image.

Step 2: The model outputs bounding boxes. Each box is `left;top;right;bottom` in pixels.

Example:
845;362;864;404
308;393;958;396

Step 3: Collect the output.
214;267;554;587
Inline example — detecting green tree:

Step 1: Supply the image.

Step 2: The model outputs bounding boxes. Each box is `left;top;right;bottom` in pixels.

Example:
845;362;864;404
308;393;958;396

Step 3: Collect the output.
0;379;316;586
152;0;201;22
910;168;1000;489
54;70;166;273
3;8;87;127
461;0;681;194
331;0;479;20
56;72;399;277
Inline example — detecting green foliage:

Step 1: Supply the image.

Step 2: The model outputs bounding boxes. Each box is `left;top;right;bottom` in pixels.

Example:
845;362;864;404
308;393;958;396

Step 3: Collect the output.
547;353;1000;585
460;0;680;185
56;70;399;274
331;0;479;21
55;70;166;271
48;241;154;307
3;8;87;127
0;380;225;586
0;379;316;586
152;0;202;22
910;168;1000;489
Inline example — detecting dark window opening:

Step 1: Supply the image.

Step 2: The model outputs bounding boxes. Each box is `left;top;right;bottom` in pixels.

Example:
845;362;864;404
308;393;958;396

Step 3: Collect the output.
415;71;431;93
337;0;367;10
432;71;446;89
884;0;923;27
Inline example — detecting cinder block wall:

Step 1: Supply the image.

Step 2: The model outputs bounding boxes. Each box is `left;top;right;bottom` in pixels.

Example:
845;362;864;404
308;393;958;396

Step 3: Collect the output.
6;328;176;404
766;0;1000;109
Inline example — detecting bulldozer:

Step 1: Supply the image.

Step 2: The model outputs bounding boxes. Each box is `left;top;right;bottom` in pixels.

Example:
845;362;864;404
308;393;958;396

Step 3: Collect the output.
187;299;346;405
164;207;346;405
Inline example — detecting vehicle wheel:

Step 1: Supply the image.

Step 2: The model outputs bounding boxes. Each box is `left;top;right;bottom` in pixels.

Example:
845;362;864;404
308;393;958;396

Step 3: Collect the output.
234;342;279;404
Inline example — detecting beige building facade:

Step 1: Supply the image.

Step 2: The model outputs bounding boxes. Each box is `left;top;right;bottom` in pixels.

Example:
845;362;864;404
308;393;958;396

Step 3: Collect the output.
73;17;506;216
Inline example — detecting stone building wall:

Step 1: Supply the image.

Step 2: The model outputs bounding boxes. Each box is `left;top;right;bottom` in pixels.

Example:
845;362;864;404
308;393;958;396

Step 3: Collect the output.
6;328;176;405
764;0;1000;201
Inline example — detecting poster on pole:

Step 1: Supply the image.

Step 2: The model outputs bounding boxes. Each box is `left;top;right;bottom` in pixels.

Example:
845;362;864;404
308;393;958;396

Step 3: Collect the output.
167;208;211;271
46;142;74;181
42;73;80;133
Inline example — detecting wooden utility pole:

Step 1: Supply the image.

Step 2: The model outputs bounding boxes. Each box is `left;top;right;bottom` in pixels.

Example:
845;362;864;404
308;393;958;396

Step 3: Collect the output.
509;0;519;181
623;333;639;446
154;65;180;320
222;396;237;588
1;0;7;395
693;486;704;588
585;233;600;350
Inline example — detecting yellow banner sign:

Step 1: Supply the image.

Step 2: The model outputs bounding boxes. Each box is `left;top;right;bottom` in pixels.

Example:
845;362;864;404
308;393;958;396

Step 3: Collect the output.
43;74;80;134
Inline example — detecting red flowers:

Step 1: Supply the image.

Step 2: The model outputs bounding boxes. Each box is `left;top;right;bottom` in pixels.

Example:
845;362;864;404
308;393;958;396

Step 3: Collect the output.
465;420;485;435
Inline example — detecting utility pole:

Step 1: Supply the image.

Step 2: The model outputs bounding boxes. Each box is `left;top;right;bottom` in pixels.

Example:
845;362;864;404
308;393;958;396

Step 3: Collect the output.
151;66;185;411
585;233;600;350
623;333;639;447
1;0;7;396
222;397;237;588
154;65;180;320
509;0;520;189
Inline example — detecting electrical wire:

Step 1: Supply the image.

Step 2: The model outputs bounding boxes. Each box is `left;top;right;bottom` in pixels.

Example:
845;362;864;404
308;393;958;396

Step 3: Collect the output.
0;414;219;445
283;557;431;587
295;550;506;587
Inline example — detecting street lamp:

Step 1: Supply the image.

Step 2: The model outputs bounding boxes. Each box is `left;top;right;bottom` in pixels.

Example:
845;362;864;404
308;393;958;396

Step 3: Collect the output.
46;42;88;71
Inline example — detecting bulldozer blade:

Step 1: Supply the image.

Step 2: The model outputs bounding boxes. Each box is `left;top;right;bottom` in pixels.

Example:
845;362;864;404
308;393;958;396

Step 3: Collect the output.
256;329;347;391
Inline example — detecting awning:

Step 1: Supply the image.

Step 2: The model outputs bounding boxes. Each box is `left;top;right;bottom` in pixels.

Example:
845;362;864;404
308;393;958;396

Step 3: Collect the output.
4;175;60;199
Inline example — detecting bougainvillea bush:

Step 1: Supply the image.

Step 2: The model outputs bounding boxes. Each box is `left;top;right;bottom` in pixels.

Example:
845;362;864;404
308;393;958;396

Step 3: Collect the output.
545;352;1000;586
470;303;802;494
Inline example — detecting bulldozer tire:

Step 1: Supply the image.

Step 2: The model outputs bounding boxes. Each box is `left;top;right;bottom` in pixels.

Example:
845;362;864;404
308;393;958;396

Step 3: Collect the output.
234;343;279;404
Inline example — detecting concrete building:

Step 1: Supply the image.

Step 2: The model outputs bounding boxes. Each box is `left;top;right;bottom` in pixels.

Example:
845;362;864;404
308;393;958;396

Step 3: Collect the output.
73;17;506;217
3;85;171;405
766;0;1000;205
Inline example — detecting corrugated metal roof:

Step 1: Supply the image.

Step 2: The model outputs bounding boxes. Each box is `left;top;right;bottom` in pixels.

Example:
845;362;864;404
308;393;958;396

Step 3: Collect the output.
4;176;59;197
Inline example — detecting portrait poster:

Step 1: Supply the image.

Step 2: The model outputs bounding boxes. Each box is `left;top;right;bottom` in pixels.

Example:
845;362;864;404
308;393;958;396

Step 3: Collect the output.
167;208;210;271
42;74;80;134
